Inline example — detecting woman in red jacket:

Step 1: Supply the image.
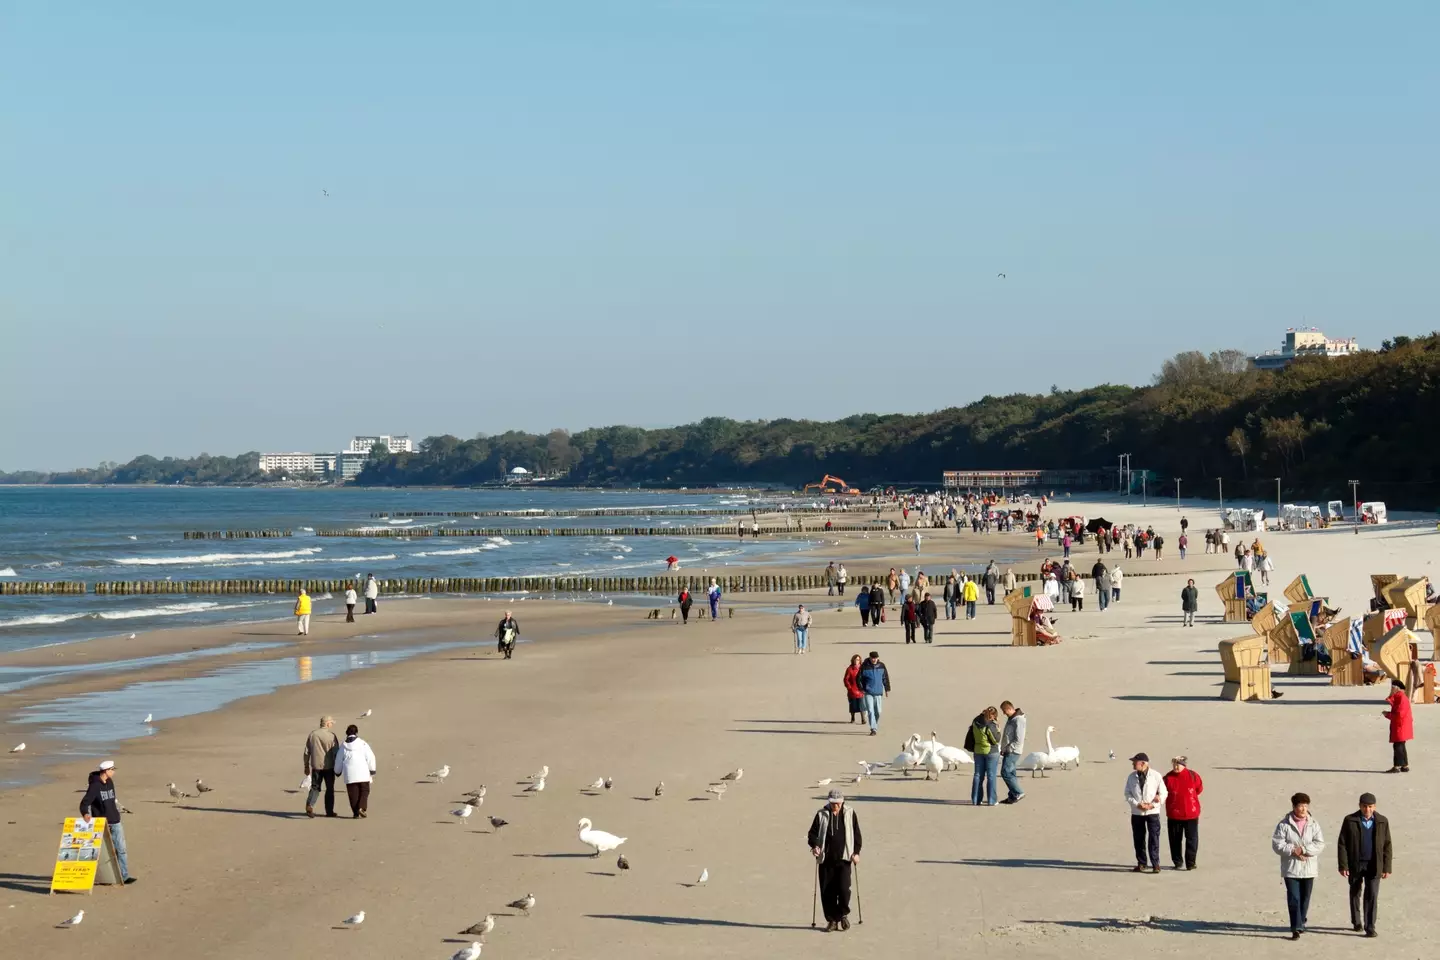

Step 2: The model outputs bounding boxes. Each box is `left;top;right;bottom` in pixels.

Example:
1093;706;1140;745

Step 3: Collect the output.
1383;680;1413;773
901;598;919;644
1161;756;1204;870
843;655;864;724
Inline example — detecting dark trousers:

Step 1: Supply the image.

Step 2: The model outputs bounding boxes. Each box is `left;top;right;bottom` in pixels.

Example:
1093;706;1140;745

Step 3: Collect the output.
345;603;355;623
308;769;337;816
1166;817;1199;868
922;622;934;642
1131;815;1161;867
1348;866;1379;932
858;609;869;626
903;621;916;643
1284;877;1314;932
837;583;845;595
364;597;377;614
1393;741;1409;767
818;861;853;922
680;605;690;623
346;781;371;817
986;587;995;604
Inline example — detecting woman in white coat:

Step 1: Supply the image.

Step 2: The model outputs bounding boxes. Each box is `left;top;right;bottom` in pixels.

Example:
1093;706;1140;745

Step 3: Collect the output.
335;724;377;818
1271;791;1325;939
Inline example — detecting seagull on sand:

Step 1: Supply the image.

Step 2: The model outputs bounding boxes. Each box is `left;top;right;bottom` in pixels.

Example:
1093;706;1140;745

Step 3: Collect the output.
450;943;482;960
167;782;189;800
814;778;833;787
696;868;709;885
358;709;372;718
507;893;535;916
143;714;152;724
603;776;614;791
523;776;545;793
488;816;509;832
428;765;450;783
617;853;630;873
587;777;605;791
654;781;664;798
458;914;495;939
9;742;25;753
342;910;365;928
452;803;474;822
58;909;85;928
463;786;487;802
195;778;213;793
528;765;549;781
705;783;727;801
857;761;876;777
720;768;742;781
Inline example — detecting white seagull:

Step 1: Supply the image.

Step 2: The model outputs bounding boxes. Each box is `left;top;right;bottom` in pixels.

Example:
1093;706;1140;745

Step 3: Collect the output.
428;765;450;783
452;803;474;822
720;768;743;781
577;817;627;856
705;783;727;801
458;914;495;939
342;910;365;928
143;714;152;724
463;785;487;802
587;777;605;791
195;778;213;793
528;765;549;781
358;709;372;718
451;943;482;960
507;893;535;915
814;778;833;787
523;776;545;793
167;782;189;800
58;909;85;928
9;743;25;753
696;867;709;885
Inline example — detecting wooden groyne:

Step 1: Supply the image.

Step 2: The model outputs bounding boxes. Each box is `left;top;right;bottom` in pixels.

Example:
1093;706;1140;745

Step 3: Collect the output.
184;530;293;539
0;581;87;595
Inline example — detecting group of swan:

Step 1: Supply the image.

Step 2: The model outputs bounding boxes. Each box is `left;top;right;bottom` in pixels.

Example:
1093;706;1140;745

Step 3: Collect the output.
1019;726;1081;776
882;732;974;780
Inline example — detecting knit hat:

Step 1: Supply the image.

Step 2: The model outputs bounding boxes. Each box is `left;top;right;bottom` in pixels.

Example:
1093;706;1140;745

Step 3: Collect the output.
826;788;844;802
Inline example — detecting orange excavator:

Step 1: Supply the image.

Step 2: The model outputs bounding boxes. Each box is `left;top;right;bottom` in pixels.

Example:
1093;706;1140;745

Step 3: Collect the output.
802;475;862;495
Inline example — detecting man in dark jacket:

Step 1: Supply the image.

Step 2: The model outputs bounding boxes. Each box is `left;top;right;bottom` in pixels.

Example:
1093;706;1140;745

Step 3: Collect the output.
1162;756;1203;870
808;788;862;932
918;593;938;643
1338;792;1391;937
857;652;890;736
1180;579;1200;627
867;583;884;626
900;598;919;644
79;759;134;884
496;611;520;658
983;562;999;605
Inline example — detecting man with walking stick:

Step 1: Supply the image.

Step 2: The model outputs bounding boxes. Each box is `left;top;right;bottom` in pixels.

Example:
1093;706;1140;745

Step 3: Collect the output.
808;788;862;932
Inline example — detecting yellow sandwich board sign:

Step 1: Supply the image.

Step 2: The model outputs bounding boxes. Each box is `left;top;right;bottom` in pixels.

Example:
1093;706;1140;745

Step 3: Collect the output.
51;817;115;894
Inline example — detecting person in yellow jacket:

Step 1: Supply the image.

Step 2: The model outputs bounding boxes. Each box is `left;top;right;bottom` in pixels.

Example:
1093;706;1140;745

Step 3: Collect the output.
295;588;312;636
961;576;980;620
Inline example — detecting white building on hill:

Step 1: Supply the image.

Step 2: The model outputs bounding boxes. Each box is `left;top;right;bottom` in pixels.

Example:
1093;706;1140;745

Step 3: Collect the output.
347;435;413;454
1251;328;1360;371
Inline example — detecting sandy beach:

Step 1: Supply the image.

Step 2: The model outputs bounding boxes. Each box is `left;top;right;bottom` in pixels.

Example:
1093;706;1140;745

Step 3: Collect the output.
3;496;1438;958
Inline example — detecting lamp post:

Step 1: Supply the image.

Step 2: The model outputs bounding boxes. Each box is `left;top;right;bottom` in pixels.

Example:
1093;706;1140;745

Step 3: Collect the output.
1175;478;1182;513
1217;477;1224;518
1350;479;1360;525
1275;478;1282;531
1141;472;1147;507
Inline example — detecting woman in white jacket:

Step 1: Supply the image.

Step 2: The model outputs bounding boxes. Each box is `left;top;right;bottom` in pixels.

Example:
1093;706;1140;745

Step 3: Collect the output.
335;724;377;819
1271;792;1325;939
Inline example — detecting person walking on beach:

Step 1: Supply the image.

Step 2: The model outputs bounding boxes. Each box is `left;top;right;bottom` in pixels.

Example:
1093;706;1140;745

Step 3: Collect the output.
79;760;134;884
1153;533;1164;560
1272;792;1325;939
913;531;922;554
1111;565;1123;603
751;519;759;539
844;655;865;723
854;585;871;627
836;564;847;597
1092;559;1110;612
1382;680;1412;773
294;588;312;636
495;610;520;658
793;604;812;654
825;562;838;596
303;715;340;818
962;575;979;620
1003;568;1016;596
344;583;357;623
999;701;1027;805
1181;579;1200;627
808;788;862;933
1061;531;1072;559
1162;756;1202;870
918;592;937;643
1178;532;1188;560
858;651;890;736
943;575;958;621
363;574;379;615
707;579;722;620
678;587;693;624
900;596;919;643
1068;572;1085;612
868;582;884;625
968;706;1002;806
335;724;377;819
898;569;910;606
1338;792;1391;937
1124;753;1167;873
983;562;998;605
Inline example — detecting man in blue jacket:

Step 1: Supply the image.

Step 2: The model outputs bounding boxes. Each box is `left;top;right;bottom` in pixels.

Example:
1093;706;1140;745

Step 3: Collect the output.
857;652;891;736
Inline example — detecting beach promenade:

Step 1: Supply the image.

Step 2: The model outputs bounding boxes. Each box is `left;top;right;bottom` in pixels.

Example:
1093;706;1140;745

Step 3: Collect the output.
1;498;1437;959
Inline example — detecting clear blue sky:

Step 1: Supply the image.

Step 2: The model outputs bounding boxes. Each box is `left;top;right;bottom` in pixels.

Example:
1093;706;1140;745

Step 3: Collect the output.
3;2;1436;470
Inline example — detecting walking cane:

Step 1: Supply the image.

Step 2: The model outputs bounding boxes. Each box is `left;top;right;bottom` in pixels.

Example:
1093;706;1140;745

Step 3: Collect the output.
854;861;863;925
811;859;819;928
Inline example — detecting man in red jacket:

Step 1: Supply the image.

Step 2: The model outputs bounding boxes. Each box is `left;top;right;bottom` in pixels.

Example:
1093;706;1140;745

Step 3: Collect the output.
1383;680;1413;773
1162;756;1203;870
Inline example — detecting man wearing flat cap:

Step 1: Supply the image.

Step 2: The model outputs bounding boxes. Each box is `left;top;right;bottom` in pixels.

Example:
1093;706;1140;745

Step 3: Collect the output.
80;759;135;884
1338;792;1391;937
808;788;862;932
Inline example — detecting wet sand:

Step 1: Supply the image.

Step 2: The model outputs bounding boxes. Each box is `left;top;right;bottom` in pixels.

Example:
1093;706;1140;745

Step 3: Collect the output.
2;498;1438;958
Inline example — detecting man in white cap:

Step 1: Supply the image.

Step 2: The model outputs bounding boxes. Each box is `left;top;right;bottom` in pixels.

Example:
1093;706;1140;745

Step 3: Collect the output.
807;788;862;932
80;760;134;884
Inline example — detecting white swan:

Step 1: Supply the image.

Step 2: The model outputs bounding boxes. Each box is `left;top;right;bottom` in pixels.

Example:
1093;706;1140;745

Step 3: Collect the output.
887;737;922;777
919;748;945;781
1018;748;1053;777
577;818;627;857
935;744;973;769
1046;726;1081;770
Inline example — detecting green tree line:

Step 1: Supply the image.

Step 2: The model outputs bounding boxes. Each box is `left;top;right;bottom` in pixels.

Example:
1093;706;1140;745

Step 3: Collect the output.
5;334;1437;506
